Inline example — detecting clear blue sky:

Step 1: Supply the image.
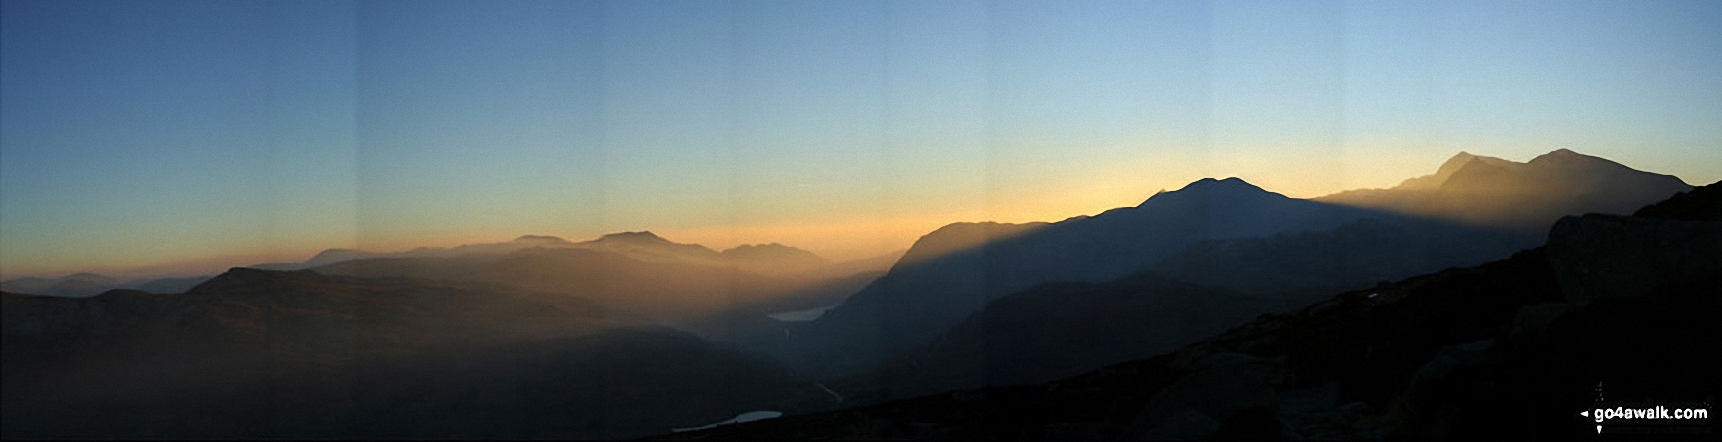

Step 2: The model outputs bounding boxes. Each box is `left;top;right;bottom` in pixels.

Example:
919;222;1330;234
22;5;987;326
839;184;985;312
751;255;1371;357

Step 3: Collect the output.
3;0;1720;277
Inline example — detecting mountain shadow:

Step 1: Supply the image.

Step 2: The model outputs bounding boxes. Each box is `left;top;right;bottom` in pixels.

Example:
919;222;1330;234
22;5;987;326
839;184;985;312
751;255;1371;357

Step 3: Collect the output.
1;269;823;439
663;180;1720;440
784;177;1403;376
300;232;888;343
1319;149;1691;232
824;273;1311;405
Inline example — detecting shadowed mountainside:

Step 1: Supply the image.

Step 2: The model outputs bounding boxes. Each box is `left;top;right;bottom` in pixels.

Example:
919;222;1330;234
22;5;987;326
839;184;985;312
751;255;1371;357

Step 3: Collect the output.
785;177;1403;376
1319;149;1691;232
660;181;1720;440
1;268;823;439
1147;216;1531;296
828;273;1311;404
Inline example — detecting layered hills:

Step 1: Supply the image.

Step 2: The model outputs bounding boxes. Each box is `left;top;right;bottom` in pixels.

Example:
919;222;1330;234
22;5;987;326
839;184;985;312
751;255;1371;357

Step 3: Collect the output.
1;268;823;439
667;180;1719;441
2;149;1703;440
1319;149;1691;231
771;149;1691;378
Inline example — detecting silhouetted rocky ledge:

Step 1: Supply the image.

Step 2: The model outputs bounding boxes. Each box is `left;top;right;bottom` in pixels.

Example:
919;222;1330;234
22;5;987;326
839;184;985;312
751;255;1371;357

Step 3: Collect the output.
1546;214;1722;302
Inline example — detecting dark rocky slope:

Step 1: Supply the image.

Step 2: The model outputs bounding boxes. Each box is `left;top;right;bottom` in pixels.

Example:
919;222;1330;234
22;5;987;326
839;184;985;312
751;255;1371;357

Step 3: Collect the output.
668;181;1719;440
1;269;819;439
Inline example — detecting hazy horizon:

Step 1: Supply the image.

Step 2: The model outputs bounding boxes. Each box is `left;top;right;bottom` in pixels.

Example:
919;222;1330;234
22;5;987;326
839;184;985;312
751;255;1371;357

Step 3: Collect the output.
5;0;1721;278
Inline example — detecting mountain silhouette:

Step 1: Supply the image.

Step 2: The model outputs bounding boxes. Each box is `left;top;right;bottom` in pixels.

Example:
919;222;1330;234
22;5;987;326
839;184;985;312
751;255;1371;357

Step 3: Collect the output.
307;236;885;344
0;273;212;298
1;268;822;439
826;272;1304;402
670;181;1720;442
0;273;119;297
721;243;831;274
784;177;1399;375
1319;149;1691;232
575;231;726;263
252;234;584;270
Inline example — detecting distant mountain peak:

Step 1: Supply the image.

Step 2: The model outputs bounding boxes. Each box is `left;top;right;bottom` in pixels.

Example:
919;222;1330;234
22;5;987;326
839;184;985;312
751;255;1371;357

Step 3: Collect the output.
1437;151;1480;174
1527;148;1613;167
1180;177;1263;192
724;242;796;252
721;243;827;264
596;231;671;244
512;234;570;244
1317;149;1692;232
1141;177;1272;206
1184;175;1253;185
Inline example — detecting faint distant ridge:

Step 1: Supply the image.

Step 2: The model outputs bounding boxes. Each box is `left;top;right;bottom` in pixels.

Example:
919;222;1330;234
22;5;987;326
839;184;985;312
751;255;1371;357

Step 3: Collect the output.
0;272;209;298
721;243;825;263
512;234;572;244
576;231;723;263
720;244;831;275
1318;148;1691;232
2;266;818;439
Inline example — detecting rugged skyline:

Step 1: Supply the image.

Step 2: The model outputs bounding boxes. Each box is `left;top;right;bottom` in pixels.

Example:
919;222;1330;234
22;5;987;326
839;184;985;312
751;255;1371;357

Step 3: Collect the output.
5;155;1713;439
0;148;1697;282
4;2;1716;439
5;1;1722;277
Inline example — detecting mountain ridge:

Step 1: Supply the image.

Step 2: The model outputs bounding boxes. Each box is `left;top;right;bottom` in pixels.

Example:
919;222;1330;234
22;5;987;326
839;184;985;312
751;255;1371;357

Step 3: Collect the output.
1318;149;1690;231
781;176;1401;376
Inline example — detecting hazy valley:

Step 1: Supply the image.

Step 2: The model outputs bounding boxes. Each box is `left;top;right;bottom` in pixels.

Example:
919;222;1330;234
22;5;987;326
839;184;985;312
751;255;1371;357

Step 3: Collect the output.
4;149;1714;439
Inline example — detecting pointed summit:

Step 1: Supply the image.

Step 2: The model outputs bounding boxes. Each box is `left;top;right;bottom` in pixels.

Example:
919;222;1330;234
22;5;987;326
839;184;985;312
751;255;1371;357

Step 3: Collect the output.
1435;151;1480;176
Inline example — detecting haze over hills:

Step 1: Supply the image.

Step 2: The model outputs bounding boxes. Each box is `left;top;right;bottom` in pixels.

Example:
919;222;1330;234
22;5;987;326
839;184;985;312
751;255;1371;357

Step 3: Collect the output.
299;232;888;343
754;149;1694;380
1;268;825;439
779;176;1417;375
1147;149;1692;296
4;0;1717;439
2;150;1708;440
669;181;1721;442
0;273;212;298
761;150;1677;403
247;231;885;279
1318;149;1692;232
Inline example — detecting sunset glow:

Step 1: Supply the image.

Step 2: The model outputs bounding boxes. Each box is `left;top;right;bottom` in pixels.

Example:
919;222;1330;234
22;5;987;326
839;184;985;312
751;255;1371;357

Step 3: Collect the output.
4;1;1720;278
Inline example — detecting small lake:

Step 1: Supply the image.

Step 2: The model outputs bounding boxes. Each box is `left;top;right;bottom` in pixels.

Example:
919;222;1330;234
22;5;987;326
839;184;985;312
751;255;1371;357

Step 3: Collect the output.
670;410;783;433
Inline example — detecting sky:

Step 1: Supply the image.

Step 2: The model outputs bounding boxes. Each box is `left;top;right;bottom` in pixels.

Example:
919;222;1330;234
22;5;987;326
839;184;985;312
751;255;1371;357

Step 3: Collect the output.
3;0;1720;278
